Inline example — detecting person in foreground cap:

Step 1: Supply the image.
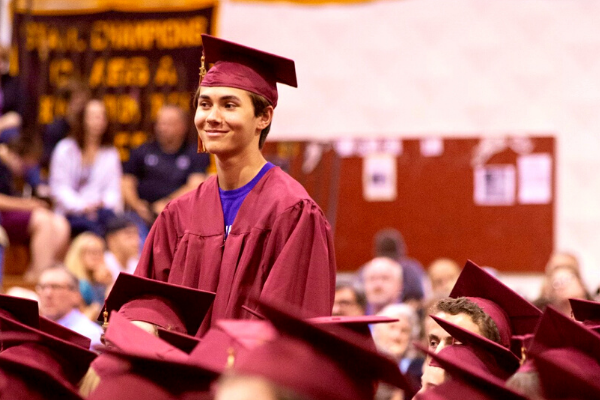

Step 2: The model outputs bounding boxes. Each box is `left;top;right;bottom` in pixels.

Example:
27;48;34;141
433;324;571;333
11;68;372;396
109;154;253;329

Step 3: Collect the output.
127;34;335;337
214;299;416;400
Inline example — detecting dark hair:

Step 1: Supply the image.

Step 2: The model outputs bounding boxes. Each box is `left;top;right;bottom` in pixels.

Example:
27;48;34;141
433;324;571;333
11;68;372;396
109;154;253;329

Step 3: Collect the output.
193;87;272;149
433;297;501;344
71;99;113;150
248;92;272;149
335;282;367;312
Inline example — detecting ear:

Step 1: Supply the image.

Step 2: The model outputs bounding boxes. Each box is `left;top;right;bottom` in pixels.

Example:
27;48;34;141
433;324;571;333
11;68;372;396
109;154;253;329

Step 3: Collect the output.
257;106;274;130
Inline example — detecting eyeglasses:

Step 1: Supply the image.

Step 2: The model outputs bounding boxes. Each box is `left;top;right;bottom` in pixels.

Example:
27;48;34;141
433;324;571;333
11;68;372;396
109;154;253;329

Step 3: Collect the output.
35;283;76;292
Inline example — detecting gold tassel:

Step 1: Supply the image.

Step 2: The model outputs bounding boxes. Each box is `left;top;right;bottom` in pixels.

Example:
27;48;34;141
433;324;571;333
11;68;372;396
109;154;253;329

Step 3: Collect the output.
198;55;207;85
226;347;235;369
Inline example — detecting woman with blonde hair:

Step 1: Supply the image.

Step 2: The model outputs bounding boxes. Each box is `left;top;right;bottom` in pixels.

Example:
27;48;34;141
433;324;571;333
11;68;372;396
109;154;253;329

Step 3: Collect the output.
64;231;112;319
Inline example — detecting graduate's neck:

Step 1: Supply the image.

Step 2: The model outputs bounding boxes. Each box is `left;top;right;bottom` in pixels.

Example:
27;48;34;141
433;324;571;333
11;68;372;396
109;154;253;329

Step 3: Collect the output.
216;151;268;190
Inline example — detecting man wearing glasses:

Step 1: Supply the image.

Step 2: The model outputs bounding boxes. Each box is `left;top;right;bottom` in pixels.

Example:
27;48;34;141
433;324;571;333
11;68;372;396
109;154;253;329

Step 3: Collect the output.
37;265;103;349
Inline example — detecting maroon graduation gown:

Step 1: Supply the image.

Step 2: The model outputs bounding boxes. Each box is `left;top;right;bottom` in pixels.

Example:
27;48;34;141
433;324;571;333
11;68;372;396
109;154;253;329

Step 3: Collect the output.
132;166;336;336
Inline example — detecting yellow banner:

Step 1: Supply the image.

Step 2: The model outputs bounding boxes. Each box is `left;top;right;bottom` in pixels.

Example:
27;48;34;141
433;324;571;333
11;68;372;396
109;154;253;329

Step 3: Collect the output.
13;0;218;14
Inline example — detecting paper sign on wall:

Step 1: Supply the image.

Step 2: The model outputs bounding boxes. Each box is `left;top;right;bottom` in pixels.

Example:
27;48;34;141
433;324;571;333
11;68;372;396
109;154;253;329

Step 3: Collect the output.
474;165;516;206
518;154;552;204
363;153;397;202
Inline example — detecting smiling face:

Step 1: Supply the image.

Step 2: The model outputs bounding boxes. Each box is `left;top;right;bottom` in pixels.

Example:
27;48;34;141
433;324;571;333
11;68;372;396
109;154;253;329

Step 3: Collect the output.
194;86;272;159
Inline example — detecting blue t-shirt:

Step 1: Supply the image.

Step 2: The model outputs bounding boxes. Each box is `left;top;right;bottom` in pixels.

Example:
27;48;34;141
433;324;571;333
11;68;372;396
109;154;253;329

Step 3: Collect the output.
219;162;274;237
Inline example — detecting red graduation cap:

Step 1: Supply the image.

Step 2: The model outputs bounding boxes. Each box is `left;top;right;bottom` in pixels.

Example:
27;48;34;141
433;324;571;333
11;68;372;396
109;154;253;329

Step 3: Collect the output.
415;374;528;400
156;327;201;354
309;315;397;351
234;299;417;400
429;314;520;379
0;314;97;389
450;260;542;347
0;292;40;328
200;34;297;108
99;273;215;335
189;319;277;372
414;342;527;400
94;312;219;399
569;298;600;333
0;332;84;400
39;316;91;349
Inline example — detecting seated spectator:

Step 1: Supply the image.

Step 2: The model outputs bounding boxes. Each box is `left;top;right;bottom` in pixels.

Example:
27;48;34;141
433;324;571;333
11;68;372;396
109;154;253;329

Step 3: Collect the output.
362;257;403;315
0;46;26;144
41;78;90;169
49;98;122;237
373;228;426;305
122;104;209;240
535;259;591;316
427;257;461;298
36;265;103;349
64;231;113;320
373;303;424;390
103;215;140;282
0;142;70;281
332;281;366;317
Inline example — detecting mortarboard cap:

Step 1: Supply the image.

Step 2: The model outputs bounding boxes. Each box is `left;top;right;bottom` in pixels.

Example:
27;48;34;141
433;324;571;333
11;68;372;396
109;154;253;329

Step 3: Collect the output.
309;315;397;351
93;312;219;398
0;315;97;389
0;332;84;400
99;273;215;335
450;260;542;347
189;319;277;372
569;298;600;333
234;299;416;400
156;327;201;354
529;306;600;399
414;342;527;400
200;34;297;108
0;293;40;328
39;316;91;349
429;315;520;379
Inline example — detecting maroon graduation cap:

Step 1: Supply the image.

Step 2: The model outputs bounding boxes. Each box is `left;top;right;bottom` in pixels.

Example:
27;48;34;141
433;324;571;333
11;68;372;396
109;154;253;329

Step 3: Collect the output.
569;298;600;333
99;273;215;336
200;34;297;108
0;314;97;390
450;260;542;347
308;315;397;351
0;331;84;400
234;299;416;400
415;373;528;400
528;305;600;399
0;293;40;328
156;327;201;354
429;314;520;379
189;319;277;372
94;312;219;399
39;316;91;349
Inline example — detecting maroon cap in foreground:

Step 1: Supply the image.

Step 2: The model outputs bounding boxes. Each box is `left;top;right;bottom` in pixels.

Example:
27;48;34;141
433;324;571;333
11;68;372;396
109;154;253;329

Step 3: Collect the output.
96;312;219;398
200;34;297;108
450;260;542;347
415;376;528;400
0;293;40;328
234;299;416;400
309;315;397;351
534;348;600;399
0;329;92;398
100;273;215;335
414;342;527;400
430;315;520;378
189;319;277;372
529;306;600;361
569;298;600;332
39;316;91;349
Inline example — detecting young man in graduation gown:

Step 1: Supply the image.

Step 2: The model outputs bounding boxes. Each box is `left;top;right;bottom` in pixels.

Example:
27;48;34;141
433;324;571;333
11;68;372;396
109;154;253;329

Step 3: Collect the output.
124;35;336;337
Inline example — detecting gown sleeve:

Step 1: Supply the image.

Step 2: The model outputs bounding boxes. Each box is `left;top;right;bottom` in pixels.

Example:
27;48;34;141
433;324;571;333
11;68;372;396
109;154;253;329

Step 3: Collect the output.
258;199;336;317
